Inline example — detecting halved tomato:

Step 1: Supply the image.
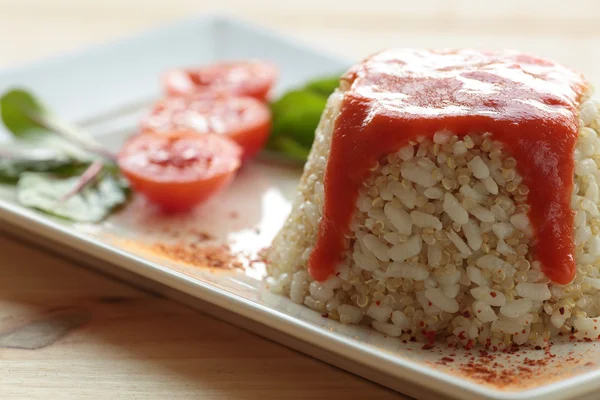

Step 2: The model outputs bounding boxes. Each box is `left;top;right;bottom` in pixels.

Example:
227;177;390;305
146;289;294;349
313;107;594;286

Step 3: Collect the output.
117;132;242;212
141;94;271;160
163;60;277;101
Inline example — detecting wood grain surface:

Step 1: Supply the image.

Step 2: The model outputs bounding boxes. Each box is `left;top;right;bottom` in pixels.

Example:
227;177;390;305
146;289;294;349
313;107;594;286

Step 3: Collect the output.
0;235;397;399
1;1;600;399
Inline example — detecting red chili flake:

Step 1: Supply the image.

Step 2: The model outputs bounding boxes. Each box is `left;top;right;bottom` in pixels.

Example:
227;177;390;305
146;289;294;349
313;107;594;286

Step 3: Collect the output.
464;340;474;350
462;311;470;318
376;300;381;306
423;330;436;344
335;272;340;276
477;310;481;313
189;229;215;241
419;321;425;327
522;329;527;334
428;301;432;307
322;313;328;318
402;340;408;344
569;335;577;340
422;343;435;350
534;346;542;350
559;307;565;315
441;357;454;363
148;242;242;270
458;331;466;340
410;337;417;342
490;291;497;298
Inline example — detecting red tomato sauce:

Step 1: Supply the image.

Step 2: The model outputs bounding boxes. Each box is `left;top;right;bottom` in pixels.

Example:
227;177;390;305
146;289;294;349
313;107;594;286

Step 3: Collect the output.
308;49;588;285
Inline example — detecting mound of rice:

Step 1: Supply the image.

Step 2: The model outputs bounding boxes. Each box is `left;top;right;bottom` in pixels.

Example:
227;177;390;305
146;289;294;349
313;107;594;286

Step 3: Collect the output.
266;54;600;350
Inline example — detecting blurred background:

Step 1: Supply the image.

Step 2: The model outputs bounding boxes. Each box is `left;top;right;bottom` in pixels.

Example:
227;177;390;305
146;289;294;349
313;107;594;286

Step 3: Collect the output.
0;0;599;83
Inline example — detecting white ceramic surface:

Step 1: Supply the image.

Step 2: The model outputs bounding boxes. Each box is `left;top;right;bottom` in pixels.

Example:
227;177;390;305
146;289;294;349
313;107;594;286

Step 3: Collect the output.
1;14;600;400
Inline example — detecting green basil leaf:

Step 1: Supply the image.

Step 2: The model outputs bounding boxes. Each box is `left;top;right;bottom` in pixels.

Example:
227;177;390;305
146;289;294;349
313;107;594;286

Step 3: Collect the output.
0;89;51;139
304;75;341;97
267;136;311;161
0;88;116;162
0;144;87;183
269;90;328;147
267;74;341;162
17;170;129;223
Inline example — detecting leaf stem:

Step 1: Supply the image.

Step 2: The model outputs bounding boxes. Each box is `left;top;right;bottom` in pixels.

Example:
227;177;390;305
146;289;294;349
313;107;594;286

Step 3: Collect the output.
24;109;117;163
59;160;104;202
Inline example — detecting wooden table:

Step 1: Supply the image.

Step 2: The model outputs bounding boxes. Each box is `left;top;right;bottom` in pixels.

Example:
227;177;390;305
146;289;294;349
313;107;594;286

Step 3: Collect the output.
1;1;599;398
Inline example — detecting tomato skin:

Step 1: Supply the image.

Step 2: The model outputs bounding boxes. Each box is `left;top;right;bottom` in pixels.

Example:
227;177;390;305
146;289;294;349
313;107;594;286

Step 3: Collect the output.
141;95;271;160
129;168;236;212
117;132;242;212
231;111;271;160
163;60;277;101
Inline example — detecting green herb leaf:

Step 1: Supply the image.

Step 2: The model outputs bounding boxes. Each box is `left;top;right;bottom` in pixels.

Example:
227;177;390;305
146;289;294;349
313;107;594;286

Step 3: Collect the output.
0;144;87;183
267;136;311;161
0;88;116;162
58;160;104;202
17;170;129;223
0;89;50;139
270;90;328;147
0;89;128;222
304;76;341;97
267;74;341;162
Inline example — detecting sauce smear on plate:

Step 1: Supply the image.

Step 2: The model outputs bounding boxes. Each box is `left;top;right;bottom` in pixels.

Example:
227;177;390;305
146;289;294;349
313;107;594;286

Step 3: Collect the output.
309;49;587;284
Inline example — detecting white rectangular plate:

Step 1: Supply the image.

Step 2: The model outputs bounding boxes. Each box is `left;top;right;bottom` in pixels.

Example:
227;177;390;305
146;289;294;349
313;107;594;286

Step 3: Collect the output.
1;14;600;400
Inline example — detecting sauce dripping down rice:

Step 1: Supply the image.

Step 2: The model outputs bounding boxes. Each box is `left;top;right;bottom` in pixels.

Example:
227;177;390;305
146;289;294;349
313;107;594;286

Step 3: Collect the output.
267;49;600;348
308;49;587;285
